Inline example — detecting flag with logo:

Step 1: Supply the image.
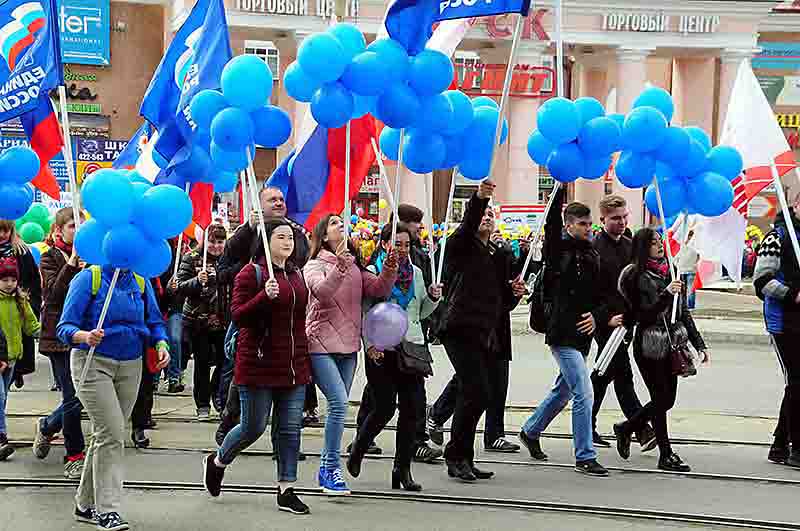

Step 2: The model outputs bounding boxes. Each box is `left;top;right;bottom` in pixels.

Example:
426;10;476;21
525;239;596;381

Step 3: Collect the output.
692;60;797;284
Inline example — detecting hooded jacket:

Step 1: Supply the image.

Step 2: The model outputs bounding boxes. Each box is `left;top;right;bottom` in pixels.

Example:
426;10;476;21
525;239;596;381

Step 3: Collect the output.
0;291;40;362
754;209;800;335
38;247;82;354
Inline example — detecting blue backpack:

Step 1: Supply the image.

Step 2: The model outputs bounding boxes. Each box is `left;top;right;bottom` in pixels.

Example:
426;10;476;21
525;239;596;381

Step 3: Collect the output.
223;263;264;361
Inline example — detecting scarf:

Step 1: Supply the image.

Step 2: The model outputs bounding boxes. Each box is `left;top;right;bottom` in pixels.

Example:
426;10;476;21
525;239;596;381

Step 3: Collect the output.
0;240;12;259
646;258;670;278
376;250;415;310
54;236;73;256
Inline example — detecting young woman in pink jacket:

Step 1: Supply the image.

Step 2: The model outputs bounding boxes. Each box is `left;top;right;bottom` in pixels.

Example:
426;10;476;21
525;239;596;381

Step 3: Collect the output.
303;214;397;495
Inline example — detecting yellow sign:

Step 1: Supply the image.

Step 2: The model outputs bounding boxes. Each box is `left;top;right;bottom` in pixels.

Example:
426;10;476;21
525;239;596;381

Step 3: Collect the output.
776;114;800;128
76;160;113;185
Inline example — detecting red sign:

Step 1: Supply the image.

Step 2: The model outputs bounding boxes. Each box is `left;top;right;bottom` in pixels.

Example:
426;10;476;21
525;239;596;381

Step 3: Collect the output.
456;63;555;98
485;9;550;40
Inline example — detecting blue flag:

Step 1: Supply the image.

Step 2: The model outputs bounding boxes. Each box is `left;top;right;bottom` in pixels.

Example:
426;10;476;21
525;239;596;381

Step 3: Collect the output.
139;0;232;161
112;122;152;169
0;0;63;124
385;0;530;54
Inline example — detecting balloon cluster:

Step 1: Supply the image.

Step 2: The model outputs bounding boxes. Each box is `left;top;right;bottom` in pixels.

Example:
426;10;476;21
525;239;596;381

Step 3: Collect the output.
364;302;409;350
0;146;40;220
172;55;292;190
16;204;52;244
75;169;193;277
379;92;508;178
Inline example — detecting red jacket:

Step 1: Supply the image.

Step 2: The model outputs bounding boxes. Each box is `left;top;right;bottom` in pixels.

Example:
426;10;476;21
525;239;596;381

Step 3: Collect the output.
231;259;311;388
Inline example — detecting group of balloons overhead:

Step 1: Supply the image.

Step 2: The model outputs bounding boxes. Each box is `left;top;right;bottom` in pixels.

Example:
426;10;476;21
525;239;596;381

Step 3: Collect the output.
172;55;292;193
528;86;742;219
0;147;41;220
75;169;193;278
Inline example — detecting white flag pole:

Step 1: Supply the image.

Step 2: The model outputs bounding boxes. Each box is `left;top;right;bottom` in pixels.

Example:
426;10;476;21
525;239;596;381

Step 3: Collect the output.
652;177;679;323
519;182;561;280
391;129;405;243
422;174;437;282
245;150;274;279
172;182;191;280
436;170;458;286
76;268;121;393
772;163;800;269
344;120;352;237
58;86;81;227
670;211;690;323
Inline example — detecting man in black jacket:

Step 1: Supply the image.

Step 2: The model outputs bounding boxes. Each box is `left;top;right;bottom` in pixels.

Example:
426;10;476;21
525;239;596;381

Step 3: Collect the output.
519;187;608;477
590;196;655;451
439;181;526;481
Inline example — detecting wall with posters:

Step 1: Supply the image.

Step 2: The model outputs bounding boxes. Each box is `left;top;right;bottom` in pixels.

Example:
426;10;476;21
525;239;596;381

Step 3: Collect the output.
75;137;129;184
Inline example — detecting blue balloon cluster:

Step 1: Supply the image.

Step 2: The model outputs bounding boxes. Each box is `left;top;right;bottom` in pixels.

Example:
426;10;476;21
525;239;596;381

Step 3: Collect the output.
75;169;193;277
0;146;39;220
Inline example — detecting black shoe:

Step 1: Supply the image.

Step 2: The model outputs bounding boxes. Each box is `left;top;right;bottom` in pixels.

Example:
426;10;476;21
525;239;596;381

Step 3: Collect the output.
143;418;158;430
658;453;691;472
302;411;320;427
13;374;23;389
575;459;609;477
768;444;790;464
637;424;658;453
392;467;422;491
203;453;225;497
0;434;14;461
518;430;548;461
786;451;800;469
73;505;97;525
613;423;631;460
592;431;612;448
486;438;520;453
131;429;150;449
167;381;185;394
347;441;382;455
446;460;476;482
277;487;310;515
426;408;444;446
414;442;443;463
347;445;364;478
96;512;129;531
469;463;494;480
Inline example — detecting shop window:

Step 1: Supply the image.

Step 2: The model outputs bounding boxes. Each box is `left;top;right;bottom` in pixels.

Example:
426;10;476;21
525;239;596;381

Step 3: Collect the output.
244;41;280;79
454;51;481;89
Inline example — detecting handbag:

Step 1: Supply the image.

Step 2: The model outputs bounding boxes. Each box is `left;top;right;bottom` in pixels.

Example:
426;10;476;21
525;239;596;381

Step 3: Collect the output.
662;316;697;378
145;347;159;374
396;340;434;377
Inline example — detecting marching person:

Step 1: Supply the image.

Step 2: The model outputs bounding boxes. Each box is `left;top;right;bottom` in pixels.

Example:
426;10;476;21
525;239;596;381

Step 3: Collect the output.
347;223;442;491
161;237;188;394
753;197;800;468
613;228;708;472
203;219;312;514
304;213;397;495
58;265;169;530
519;187;608;477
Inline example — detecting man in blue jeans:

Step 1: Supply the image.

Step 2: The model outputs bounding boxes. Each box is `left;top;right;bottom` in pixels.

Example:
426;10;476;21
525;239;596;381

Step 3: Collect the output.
519;188;608;477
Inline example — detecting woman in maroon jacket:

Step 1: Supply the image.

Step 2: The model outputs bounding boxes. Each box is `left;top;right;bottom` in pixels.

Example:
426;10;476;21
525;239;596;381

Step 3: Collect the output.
202;219;312;515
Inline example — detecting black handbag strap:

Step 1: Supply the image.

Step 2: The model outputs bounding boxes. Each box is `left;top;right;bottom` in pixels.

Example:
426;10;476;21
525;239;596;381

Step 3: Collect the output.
662;315;675;349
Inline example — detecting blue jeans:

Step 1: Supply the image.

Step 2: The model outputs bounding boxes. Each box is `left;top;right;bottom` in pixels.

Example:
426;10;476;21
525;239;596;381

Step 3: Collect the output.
523;346;596;462
217;385;305;481
41;353;85;456
166;313;183;381
311;353;357;470
0;362;15;434
681;273;696;310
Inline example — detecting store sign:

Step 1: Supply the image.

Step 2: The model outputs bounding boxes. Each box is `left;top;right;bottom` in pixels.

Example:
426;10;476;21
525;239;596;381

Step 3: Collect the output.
63;67;97;82
759;75;800;106
75;138;128;184
57;0;110;66
776;114;800;128
234;0;359;18
499;205;545;232
753;43;800;71
485;9;549;40
602;12;719;34
456;63;554;98
359;173;379;194
67;102;101;114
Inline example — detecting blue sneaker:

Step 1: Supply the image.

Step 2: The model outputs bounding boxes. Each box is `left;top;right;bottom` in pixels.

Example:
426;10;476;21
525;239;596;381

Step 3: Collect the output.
320;467;351;496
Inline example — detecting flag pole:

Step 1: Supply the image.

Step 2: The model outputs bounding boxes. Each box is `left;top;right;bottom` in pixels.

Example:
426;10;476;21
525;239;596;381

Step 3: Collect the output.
435;169;458;286
670;210;690;323
240;171;250;224
344;120;352;237
772;163;800;269
370;138;396;213
76;268;121;393
422;173;437;282
245;150;274;279
57;86;81;228
652;177;679;323
173;182;190;280
391;129;405;243
519;183;560;280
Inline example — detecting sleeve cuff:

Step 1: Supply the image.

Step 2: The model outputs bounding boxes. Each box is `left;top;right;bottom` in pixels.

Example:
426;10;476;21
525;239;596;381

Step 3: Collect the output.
155;340;169;352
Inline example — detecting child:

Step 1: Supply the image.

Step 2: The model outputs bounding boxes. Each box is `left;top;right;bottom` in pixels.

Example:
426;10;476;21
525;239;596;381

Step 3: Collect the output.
0;256;41;460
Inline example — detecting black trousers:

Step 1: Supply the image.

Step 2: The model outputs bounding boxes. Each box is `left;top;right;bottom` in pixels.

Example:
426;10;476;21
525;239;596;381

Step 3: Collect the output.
591;329;644;431
305;383;318;413
430;358;510;447
772;333;800;449
190;326;225;411
132;360;155;430
356;376;428;447
353;351;423;468
441;334;492;464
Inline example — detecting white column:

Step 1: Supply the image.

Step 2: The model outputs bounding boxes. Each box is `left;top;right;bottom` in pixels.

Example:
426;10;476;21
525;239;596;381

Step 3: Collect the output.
717;49;756;142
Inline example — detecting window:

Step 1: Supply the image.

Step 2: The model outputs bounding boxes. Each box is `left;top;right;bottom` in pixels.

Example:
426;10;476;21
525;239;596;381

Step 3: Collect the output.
454;50;482;89
244;40;280;79
538;166;554;202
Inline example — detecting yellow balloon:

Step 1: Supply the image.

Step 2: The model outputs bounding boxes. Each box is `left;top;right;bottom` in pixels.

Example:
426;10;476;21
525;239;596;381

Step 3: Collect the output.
378;199;388;209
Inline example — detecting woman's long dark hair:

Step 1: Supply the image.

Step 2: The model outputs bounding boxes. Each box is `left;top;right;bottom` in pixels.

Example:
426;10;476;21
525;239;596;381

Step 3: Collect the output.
309;213;364;269
630;227;660;274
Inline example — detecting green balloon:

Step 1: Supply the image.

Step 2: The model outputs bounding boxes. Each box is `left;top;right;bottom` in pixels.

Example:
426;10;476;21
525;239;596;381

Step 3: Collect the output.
19;222;45;244
26;203;50;224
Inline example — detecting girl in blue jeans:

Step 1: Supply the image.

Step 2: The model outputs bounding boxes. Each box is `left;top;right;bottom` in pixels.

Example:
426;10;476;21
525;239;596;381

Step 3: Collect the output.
303;214;397;495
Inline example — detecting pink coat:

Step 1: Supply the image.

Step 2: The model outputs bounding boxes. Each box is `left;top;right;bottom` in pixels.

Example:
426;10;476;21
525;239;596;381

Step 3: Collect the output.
304;250;396;354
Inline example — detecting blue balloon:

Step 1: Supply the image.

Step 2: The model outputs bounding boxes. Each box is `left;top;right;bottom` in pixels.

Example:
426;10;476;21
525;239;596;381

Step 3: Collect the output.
440;134;465;169
379;127;402;161
173;145;212;182
615;151;656;189
221;55;273;112
623;107;668;152
366;38;410;84
655;161;675;182
190;90;227;131
655;126;691;165
443;90;473;135
408;49;453;97
582;154;612;180
685;126;711;152
458;152;492;181
634;87;675;122
608;113;626;131
0;183;34;219
687;172;734;217
527;130;555;165
472;96;499;110
128;170;152;186
351;94;375;119
538;97;581;145
103;224;146;269
577;117;621;158
211;107;254;151
133;184;193;241
432;224;439;231
415;93;454;132
674;139;707;177
74;218;109;266
547;142;585;183
82;169;134;226
351;214;359;224
575;97;605;126
284;61;320;103
464;106;508;150
375;84;421;129
132;237;172;278
311;82;353;129
28;245;40;265
298;33;348;83
341;51;390;96
210;143;249;172
213;171;239;193
706;146;743;181
328;23;366;62
645;178;687;218
0;146;39;184
131;182;151;204
251;105;292;148
403;131;446;174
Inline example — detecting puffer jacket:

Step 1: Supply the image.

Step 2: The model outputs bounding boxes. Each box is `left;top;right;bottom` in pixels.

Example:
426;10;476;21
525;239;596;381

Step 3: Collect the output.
0;291;40;362
304;249;396;354
38;247;82;354
231;258;311;388
177;250;227;332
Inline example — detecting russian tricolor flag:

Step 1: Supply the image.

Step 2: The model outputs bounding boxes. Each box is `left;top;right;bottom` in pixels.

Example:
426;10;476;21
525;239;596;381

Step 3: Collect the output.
19;93;63;200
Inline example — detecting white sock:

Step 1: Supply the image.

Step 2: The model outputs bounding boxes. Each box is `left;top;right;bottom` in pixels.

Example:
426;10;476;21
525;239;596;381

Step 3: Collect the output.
277;481;294;493
214;455;226;468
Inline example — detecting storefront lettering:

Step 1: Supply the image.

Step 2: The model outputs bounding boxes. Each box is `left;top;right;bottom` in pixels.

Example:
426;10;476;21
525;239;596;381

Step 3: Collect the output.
235;0;358;18
602;12;719;34
777;113;800;128
63;66;97;82
458;63;553;98
485;9;549;40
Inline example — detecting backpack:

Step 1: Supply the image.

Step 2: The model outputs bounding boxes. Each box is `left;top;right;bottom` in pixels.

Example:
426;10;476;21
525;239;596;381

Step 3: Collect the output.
90;265;146;298
528;253;572;334
223;263;264;361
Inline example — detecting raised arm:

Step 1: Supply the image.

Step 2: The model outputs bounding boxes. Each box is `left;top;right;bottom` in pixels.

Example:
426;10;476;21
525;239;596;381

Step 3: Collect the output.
304;259;347;302
542;186;566;266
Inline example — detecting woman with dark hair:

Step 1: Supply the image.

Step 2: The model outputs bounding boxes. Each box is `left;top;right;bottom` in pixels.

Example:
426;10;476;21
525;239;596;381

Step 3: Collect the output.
613;227;709;472
303;214;397;495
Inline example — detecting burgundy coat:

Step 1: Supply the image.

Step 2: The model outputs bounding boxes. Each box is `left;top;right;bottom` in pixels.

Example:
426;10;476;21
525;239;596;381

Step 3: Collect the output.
231;258;311;388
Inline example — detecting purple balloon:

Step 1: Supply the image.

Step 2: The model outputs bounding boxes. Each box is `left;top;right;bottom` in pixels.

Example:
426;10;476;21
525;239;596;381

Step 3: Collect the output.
364;302;409;351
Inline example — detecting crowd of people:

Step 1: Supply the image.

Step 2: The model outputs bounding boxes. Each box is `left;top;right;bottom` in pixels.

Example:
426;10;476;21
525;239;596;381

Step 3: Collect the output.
1;178;799;530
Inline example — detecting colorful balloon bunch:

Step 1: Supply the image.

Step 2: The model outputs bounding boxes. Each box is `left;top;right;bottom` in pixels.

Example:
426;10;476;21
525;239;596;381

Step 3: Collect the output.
379;92;508;178
16;204;52;244
0;146;40;220
75;169;193;277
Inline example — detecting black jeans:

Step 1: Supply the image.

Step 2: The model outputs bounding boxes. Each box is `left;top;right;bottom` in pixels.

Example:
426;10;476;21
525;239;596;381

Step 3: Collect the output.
357;378;428;447
591;330;644;431
131;360;155;430
189;326;225;411
431;358;510;447
353;351;423;468
772;333;800;449
441;333;491;464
